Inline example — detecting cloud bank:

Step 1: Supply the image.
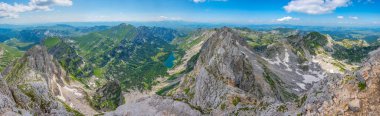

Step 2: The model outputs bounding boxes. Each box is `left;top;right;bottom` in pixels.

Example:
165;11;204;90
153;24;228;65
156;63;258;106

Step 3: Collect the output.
0;0;73;18
277;16;299;22
284;0;350;14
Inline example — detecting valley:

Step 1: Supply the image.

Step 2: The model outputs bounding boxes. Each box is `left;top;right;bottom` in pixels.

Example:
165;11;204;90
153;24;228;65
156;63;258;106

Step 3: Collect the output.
0;23;379;116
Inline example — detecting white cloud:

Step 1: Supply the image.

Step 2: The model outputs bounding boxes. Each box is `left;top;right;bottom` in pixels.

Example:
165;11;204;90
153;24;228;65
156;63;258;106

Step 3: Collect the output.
337;16;344;19
276;16;299;22
284;0;351;14
349;16;359;20
31;0;73;7
0;0;72;18
157;16;182;21
159;16;169;19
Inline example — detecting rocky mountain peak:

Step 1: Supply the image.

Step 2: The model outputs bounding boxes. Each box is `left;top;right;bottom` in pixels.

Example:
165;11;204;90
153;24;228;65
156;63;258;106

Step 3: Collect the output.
174;27;305;115
0;45;74;115
3;45;69;85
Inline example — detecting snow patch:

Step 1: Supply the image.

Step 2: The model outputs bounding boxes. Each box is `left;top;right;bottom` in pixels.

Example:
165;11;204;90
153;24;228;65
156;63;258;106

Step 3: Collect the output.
283;49;292;71
296;83;306;90
263;49;292;71
56;83;66;101
264;54;281;65
283;49;290;63
302;75;321;83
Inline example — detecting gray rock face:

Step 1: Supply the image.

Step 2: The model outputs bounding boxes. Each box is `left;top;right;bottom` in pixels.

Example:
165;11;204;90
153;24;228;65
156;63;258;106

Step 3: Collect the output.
105;95;201;116
174;28;320;115
169;27;372;115
176;28;261;111
302;48;380;115
0;75;20;115
0;46;72;116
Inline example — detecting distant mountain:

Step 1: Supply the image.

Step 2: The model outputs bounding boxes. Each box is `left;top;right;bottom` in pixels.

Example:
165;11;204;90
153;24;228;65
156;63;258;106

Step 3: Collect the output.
0;28;19;42
0;24;110;45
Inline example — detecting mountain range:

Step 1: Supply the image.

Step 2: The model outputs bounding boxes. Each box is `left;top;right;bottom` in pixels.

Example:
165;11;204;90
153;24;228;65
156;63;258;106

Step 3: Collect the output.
0;23;379;116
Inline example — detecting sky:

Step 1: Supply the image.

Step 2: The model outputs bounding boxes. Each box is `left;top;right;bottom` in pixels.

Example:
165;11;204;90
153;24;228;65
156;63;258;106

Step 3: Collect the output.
0;0;379;26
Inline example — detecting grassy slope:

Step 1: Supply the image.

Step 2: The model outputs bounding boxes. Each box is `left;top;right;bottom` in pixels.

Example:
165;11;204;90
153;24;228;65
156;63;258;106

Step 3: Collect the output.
52;24;178;91
43;37;61;48
0;44;23;71
4;38;35;51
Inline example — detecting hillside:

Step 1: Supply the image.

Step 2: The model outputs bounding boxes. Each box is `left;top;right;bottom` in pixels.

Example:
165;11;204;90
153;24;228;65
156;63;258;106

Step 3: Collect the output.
0;44;23;72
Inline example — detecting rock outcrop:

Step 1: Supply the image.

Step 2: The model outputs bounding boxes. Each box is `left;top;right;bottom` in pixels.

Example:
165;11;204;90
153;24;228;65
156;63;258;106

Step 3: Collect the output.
168;27;375;115
105;91;201;116
304;48;380;115
0;75;30;115
91;80;124;111
173;28;323;115
0;46;73;115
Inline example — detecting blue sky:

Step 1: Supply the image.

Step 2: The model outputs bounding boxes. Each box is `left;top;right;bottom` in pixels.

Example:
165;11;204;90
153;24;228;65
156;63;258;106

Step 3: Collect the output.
0;0;379;26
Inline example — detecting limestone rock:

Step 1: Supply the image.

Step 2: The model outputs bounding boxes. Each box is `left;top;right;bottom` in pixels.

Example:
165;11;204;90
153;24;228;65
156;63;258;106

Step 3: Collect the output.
105;95;201;116
1;46;73;116
348;99;360;112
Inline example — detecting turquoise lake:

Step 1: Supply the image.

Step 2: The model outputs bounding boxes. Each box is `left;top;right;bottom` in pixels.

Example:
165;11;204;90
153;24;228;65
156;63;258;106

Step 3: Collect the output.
164;52;175;68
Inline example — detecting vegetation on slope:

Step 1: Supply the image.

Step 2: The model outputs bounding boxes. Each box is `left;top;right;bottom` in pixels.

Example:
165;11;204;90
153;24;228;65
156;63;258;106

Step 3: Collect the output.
3;38;35;51
91;81;124;111
303;32;329;55
45;24;182;91
0;44;23;71
332;39;379;63
43;37;61;48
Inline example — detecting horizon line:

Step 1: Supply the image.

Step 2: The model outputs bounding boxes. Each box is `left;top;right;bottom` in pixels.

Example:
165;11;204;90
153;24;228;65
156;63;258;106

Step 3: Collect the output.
1;21;379;28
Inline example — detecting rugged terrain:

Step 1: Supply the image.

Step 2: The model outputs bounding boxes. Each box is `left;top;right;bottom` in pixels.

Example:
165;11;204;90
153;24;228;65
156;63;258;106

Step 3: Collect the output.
0;46;81;115
0;24;379;116
107;27;379;115
303;48;380;115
